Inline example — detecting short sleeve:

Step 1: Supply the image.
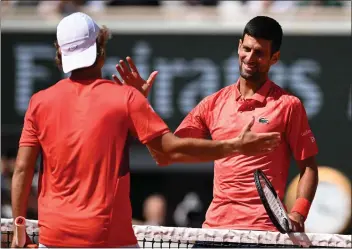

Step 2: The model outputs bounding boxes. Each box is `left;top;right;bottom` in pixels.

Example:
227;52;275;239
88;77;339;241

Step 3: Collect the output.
174;99;210;139
285;98;318;161
127;88;170;144
19;97;40;147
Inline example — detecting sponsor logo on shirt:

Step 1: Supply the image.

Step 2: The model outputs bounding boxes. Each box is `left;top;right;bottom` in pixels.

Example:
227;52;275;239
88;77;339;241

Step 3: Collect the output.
301;129;312;136
258;117;269;124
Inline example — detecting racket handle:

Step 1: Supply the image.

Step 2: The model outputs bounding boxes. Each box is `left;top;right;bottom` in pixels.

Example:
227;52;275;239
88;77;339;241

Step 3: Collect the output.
14;216;26;247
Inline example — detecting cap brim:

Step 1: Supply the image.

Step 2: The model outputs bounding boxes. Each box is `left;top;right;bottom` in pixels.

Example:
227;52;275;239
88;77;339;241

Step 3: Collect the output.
61;42;97;74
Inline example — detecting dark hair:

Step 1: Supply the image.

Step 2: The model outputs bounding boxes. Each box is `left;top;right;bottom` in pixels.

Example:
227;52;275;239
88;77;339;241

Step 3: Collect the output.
242;16;283;54
54;25;110;71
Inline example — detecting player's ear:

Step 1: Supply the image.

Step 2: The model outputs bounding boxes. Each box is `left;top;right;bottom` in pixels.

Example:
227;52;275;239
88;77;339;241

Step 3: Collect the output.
238;39;242;55
270;51;280;66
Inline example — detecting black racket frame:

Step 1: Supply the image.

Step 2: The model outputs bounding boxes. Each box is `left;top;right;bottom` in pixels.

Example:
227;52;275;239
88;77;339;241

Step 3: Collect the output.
254;169;290;234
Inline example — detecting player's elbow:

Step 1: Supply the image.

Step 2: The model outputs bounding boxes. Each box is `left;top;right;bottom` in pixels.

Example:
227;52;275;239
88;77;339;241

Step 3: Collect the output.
14;160;30;174
150;151;187;166
154;156;172;167
146;133;185;166
166;152;201;164
153;136;198;164
147;149;172;166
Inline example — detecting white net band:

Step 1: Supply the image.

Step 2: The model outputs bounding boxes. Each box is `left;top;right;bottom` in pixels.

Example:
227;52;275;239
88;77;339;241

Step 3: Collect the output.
1;218;351;248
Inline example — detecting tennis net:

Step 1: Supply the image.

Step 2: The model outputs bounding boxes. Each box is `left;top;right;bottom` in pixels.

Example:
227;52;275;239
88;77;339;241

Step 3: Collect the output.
1;218;351;248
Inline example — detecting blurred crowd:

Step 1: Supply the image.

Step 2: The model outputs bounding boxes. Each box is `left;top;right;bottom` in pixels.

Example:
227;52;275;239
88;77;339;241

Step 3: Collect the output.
132;194;167;226
2;0;348;17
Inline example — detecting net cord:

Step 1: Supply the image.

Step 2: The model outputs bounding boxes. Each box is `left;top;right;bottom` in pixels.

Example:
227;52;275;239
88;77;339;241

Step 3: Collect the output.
1;218;351;248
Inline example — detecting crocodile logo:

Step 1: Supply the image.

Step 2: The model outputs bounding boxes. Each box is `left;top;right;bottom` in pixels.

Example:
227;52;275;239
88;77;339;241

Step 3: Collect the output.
258;117;269;124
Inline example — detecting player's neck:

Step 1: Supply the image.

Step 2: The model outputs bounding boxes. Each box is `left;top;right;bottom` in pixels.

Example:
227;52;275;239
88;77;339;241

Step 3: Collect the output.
70;67;102;81
238;77;267;99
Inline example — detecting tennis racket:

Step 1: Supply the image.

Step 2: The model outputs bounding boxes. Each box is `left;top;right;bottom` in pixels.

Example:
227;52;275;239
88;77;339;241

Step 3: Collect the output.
254;169;292;233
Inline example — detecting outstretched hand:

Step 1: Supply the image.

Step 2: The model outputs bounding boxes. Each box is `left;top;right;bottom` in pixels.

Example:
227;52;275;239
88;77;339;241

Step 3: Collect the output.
112;56;158;97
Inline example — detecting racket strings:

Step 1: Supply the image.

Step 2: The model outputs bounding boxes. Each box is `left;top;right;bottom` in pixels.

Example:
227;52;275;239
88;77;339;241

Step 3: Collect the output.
261;179;290;231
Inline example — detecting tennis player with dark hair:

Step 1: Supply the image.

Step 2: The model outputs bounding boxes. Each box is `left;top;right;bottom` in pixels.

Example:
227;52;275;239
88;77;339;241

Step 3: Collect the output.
115;16;319;235
11;13;281;248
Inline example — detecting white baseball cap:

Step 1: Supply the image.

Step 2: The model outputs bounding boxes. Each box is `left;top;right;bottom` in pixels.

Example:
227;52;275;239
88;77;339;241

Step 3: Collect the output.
56;12;100;73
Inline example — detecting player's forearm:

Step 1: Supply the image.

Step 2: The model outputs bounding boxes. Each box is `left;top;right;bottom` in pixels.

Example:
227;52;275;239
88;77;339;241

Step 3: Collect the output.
157;136;240;165
296;164;319;202
11;163;35;219
169;138;239;163
147;130;279;166
289;157;318;221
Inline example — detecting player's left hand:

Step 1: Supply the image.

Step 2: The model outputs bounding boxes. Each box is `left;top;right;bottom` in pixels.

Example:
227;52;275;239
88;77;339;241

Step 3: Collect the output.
288;212;305;232
112;56;158;97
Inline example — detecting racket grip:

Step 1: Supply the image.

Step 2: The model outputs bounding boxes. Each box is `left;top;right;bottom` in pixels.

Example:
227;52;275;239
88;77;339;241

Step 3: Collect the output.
14;216;27;248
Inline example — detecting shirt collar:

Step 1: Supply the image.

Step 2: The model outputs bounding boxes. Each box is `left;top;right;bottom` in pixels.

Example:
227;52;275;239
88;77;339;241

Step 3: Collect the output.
234;79;272;103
